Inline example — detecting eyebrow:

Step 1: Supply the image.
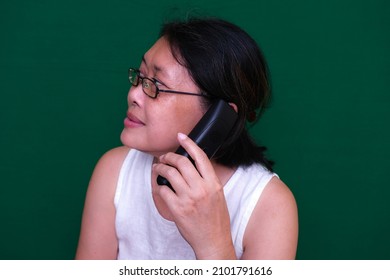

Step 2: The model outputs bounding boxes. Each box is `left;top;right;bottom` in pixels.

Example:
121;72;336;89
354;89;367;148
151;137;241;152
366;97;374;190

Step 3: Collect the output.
141;55;169;87
141;55;163;73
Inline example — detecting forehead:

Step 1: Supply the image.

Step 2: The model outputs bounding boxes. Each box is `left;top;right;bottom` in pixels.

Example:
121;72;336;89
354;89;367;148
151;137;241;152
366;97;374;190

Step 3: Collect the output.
141;37;194;87
142;37;177;72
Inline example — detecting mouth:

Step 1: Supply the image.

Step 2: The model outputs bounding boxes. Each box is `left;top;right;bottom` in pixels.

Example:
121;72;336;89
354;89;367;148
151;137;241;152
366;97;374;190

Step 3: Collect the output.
124;112;145;128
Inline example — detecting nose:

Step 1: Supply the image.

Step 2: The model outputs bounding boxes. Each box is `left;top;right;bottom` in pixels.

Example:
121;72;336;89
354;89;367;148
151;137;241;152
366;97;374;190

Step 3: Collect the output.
127;83;144;106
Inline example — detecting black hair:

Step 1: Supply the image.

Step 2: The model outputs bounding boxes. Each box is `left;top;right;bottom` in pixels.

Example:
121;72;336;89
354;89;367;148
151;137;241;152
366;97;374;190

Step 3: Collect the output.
160;17;274;171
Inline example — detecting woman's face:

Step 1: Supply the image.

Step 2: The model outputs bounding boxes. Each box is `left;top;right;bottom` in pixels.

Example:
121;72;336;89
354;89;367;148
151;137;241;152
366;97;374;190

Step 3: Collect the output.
120;37;206;157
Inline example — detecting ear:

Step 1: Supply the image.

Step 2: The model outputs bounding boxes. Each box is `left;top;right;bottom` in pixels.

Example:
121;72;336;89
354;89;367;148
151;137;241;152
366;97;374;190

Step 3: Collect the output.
228;102;238;113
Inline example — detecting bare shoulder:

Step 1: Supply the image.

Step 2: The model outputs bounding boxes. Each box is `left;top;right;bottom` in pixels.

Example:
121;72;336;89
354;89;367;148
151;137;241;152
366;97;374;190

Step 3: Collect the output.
85;146;131;214
87;146;131;200
256;176;297;216
242;176;299;260
93;146;131;175
75;146;130;259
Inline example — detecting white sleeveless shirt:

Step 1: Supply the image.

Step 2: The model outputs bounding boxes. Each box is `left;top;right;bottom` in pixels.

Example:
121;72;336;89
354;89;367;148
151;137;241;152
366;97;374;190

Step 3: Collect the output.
114;149;276;259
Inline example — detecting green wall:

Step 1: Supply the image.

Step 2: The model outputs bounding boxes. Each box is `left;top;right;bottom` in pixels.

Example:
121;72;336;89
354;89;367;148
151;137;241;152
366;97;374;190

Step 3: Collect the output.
1;0;389;259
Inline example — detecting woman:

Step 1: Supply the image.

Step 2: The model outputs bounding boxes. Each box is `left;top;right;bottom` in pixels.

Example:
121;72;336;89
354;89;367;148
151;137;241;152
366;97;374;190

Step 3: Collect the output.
76;17;298;260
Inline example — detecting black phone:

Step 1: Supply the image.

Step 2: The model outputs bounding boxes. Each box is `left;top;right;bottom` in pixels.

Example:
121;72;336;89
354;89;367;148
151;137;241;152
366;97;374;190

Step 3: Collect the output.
156;99;238;191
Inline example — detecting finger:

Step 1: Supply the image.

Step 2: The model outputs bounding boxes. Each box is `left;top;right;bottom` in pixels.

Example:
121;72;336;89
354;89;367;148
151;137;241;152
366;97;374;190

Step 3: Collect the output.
159;149;207;190
151;174;179;210
176;133;215;180
153;161;191;195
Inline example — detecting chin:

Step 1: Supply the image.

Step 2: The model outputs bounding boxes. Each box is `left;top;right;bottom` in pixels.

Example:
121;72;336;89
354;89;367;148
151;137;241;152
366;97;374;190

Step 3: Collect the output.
120;130;134;148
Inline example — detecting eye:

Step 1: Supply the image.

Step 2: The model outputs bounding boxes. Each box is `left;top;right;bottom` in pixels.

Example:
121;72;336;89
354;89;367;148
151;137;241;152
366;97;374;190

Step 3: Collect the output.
142;79;153;89
152;78;166;89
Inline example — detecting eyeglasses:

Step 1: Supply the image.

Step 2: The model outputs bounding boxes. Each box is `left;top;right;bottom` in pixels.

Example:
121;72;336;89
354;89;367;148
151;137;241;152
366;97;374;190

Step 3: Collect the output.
128;68;209;99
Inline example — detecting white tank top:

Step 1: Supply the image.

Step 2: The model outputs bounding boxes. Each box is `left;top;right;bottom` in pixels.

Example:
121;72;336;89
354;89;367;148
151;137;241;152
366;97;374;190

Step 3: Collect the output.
114;149;276;259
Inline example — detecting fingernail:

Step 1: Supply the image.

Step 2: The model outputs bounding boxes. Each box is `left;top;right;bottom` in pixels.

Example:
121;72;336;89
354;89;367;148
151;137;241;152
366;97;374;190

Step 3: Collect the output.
178;132;187;140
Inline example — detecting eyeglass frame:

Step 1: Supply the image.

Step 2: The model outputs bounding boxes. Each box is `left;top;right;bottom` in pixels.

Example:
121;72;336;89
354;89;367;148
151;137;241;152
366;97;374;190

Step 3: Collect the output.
128;68;210;99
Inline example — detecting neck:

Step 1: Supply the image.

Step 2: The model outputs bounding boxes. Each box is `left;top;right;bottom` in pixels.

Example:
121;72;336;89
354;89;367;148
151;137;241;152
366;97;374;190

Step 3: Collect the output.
211;160;237;186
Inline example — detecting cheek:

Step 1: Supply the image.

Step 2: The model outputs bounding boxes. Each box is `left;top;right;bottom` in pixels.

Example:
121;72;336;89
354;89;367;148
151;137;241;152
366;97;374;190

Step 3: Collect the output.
148;112;177;138
148;99;203;138
122;97;205;154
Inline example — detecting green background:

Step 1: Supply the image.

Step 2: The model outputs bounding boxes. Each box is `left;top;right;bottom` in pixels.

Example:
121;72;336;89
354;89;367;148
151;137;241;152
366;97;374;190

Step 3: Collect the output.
1;0;389;260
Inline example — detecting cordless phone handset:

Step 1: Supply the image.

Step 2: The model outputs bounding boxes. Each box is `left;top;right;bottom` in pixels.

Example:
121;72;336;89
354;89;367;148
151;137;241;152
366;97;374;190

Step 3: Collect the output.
157;99;238;192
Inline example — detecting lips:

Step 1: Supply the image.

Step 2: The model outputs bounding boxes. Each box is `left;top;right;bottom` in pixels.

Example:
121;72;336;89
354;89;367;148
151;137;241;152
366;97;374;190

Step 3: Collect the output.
124;112;145;128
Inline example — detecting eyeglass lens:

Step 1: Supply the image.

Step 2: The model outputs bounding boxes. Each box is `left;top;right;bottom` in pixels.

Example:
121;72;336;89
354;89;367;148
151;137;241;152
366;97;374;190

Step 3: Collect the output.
142;79;156;97
128;69;157;98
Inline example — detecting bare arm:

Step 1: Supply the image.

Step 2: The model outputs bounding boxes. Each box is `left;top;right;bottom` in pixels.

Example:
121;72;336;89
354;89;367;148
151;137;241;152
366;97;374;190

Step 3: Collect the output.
241;177;298;259
75;146;130;259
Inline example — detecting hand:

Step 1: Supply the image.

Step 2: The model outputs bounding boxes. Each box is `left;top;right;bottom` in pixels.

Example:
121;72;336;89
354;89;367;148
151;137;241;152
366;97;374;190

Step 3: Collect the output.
152;133;236;259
